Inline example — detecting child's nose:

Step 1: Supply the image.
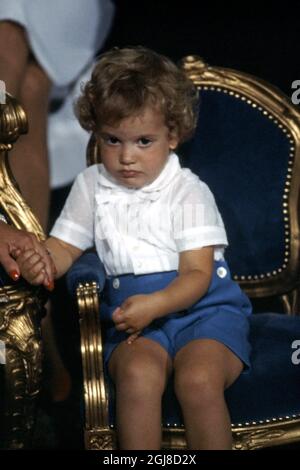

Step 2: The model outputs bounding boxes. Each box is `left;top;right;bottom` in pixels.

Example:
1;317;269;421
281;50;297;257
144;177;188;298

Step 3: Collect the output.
119;145;136;165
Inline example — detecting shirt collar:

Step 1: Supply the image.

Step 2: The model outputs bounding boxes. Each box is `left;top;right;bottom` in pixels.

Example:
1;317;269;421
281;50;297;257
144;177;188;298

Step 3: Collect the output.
96;152;181;202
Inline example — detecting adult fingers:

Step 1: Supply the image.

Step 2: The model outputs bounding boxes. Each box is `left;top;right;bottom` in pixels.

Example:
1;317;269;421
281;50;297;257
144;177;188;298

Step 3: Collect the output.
28;270;48;286
25;258;46;279
9;230;54;282
29;237;55;282
0;250;20;281
17;249;41;266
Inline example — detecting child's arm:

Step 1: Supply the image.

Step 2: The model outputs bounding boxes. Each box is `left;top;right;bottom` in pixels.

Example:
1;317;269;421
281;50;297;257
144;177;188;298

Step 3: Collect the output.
45;237;83;279
113;246;214;336
16;236;83;286
153;245;214;315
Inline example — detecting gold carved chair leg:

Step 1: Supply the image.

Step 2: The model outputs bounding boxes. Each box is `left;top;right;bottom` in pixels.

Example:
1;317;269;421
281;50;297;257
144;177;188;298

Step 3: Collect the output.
0;286;45;449
77;282;117;450
0;93;46;449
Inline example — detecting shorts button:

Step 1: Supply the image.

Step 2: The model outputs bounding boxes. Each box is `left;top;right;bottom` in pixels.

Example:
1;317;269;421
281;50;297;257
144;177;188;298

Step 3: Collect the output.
113;278;120;289
217;267;227;278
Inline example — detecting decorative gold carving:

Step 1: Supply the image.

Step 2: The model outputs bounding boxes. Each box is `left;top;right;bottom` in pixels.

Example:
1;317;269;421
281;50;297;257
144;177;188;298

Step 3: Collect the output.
87;429;117;450
0;93;28;151
0;153;44;238
77;283;110;431
232;418;300;450
0;93;46;448
0;286;44;449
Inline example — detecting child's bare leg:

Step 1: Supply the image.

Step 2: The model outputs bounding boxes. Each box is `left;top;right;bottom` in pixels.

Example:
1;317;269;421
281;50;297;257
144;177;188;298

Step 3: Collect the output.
8;61;51;230
0;21;29;95
174;339;243;450
108;337;172;450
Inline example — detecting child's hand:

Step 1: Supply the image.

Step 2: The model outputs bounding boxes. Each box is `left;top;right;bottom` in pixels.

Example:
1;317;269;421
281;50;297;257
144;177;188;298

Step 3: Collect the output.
15;248;54;290
126;330;142;344
112;294;158;335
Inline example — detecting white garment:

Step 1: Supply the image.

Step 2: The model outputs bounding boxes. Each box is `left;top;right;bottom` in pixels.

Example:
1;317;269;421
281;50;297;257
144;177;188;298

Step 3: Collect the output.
0;0;115;87
48;64;92;188
50;153;228;275
0;0;115;188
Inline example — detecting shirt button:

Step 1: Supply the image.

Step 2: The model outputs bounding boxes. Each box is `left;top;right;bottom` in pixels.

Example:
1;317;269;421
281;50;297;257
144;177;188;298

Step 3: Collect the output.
217;267;227;278
113;278;120;289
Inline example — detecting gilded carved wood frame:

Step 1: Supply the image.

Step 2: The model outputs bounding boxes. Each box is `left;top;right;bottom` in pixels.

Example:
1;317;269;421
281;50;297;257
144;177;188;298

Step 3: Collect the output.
0;94;45;449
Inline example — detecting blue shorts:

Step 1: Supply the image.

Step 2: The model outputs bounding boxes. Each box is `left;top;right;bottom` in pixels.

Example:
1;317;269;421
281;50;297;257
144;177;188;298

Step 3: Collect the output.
101;260;252;370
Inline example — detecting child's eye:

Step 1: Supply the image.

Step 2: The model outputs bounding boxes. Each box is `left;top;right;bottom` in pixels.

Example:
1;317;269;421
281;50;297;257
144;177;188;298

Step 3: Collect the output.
106;136;120;145
138;137;152;147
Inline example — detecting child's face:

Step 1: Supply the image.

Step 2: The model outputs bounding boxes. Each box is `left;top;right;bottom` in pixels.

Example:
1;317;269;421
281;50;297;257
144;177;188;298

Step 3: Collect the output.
97;106;179;189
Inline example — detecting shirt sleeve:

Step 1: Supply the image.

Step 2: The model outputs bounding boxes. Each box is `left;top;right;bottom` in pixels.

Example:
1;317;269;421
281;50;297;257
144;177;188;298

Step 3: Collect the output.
171;175;228;253
50;166;96;250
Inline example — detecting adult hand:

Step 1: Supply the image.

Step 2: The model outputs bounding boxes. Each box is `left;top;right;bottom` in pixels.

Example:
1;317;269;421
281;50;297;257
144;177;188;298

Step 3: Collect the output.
0;221;55;289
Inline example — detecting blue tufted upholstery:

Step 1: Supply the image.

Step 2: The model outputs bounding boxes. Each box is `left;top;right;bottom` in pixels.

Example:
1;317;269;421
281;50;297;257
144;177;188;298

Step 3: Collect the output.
182;90;291;277
66;252;106;296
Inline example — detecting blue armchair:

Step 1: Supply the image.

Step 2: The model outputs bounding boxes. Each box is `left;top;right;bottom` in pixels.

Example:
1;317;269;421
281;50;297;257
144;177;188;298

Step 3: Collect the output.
67;57;300;450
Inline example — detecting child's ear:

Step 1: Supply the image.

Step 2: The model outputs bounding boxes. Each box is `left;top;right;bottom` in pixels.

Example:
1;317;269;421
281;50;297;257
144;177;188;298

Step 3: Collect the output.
169;134;179;151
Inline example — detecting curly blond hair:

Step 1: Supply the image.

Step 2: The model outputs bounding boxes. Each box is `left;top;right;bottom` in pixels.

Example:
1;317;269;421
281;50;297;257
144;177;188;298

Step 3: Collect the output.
75;46;199;144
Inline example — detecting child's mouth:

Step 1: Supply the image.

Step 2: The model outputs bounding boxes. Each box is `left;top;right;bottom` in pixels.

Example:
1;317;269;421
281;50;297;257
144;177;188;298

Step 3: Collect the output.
120;170;141;178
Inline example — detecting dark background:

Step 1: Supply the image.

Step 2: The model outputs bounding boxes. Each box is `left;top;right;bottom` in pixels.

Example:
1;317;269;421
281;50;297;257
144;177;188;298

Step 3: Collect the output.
103;1;300;97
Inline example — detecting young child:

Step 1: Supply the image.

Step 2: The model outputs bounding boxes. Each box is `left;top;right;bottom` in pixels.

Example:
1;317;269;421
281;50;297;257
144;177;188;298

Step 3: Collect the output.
16;46;252;450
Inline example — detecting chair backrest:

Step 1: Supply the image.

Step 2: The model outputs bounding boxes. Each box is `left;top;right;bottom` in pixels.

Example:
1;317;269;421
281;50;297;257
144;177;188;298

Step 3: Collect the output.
86;57;300;301
180;56;300;299
0;93;45;239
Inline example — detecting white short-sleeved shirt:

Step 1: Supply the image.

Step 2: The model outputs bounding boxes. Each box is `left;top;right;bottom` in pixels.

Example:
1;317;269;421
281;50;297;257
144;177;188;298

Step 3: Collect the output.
0;0;115;87
50;153;228;275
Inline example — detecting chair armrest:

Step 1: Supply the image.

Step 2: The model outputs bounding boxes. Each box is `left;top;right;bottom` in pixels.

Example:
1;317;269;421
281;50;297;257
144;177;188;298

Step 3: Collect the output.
67;252;116;449
66;252;106;296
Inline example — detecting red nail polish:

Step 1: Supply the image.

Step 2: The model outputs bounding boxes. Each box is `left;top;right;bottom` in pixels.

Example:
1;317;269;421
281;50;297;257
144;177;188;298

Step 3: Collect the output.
10;270;19;281
46;280;55;291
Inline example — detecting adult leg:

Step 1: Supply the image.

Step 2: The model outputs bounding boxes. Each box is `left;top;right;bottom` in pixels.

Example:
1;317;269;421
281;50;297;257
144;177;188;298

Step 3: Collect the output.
8;61;51;230
0;21;29;96
42;302;72;402
174;339;243;450
108;337;172;450
0;21;51;229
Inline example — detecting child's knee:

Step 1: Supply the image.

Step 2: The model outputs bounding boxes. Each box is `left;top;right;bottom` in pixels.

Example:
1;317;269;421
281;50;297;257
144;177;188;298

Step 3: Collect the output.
112;354;166;397
174;367;224;408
